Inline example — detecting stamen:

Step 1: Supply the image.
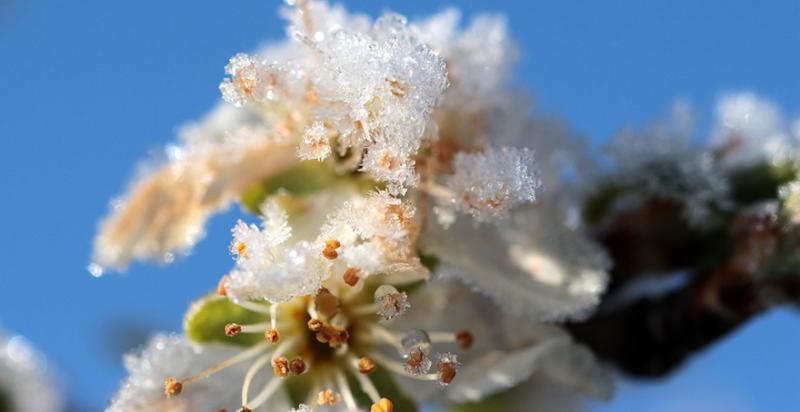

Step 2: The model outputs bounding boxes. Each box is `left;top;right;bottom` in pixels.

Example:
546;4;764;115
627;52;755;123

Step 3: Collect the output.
371;398;394;412
374;285;410;321
241;355;270;406
456;330;474;349
307;318;323;332
225;323;242;337
349;357;380;403
163;377;182;397
335;369;358;411
435;353;460;386
265;329;281;344
290;357;307;375
343;267;361;286
180;342;268;385
357;357;376;375
315;324;350;348
272;357;290;377
404;347;432;376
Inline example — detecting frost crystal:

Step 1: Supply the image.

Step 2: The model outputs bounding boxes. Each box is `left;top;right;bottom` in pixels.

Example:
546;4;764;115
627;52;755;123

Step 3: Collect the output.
219;53;270;107
297;121;331;161
320;191;422;276
443;146;541;223
710;92;794;166
225;200;328;303
374;284;411;321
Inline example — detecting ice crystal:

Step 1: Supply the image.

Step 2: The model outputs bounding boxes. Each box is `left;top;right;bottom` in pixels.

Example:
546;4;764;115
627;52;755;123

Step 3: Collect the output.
297;121;331;161
443;146;541;224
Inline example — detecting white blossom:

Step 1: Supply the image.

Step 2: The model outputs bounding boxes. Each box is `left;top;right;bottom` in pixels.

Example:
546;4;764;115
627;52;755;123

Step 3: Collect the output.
0;333;62;412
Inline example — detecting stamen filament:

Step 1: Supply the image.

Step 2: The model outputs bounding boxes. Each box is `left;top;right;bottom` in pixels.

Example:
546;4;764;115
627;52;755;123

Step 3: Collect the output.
370;352;438;381
351;303;379;316
247;377;283;410
428;331;456;343
242;354;270;406
240;322;272;333
270;304;279;330
335;369;358;411
370;325;404;352
235;300;273;315
181;342;268;385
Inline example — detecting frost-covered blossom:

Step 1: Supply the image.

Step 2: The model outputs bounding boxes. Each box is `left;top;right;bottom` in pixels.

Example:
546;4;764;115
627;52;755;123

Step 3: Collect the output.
439;146;541;224
99;1;612;411
225;200;329;303
605;101;731;226
0;333;62;412
710;92;796;167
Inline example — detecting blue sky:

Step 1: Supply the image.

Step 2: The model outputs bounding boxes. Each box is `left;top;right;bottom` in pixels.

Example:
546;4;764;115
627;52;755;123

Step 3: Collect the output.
1;0;798;410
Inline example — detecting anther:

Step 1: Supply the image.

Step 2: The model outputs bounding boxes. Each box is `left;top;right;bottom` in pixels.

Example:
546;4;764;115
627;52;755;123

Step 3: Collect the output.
315;287;340;317
289;357;307;375
455;330;473;350
234;241;247;256
272;357;290;377
225;323;242;337
371;397;394;412
317;389;340;406
163;377;182;397
240;408;252;412
343;267;361;286
307;318;323;332
265;329;280;344
358;357;376;375
315;325;349;347
217;275;229;297
322;239;341;260
436;353;460;386
374;285;410;321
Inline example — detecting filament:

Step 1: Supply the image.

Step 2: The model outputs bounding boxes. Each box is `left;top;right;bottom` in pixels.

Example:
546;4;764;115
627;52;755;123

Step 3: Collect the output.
242;354;270;406
181;342;268;384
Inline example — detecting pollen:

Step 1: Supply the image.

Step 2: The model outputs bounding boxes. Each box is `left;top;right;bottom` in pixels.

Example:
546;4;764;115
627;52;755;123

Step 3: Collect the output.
343;267;361;286
265;328;280;344
314;287;340;318
317;389;340;406
224;323;242;337
357;357;376;374
455;330;474;349
272;357;290;377
163;377;182;398
371;398;394;412
289;357;307;375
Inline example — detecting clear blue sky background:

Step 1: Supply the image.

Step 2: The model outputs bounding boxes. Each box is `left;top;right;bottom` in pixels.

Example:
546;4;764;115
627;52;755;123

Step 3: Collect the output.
1;0;799;410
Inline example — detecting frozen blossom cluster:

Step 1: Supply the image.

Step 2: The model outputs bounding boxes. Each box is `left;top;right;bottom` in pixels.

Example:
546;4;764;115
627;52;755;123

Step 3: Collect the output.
87;1;800;412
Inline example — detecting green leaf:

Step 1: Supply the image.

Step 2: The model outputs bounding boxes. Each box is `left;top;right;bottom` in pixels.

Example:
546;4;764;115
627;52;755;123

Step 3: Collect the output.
184;295;268;346
241;161;337;214
728;160;797;204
